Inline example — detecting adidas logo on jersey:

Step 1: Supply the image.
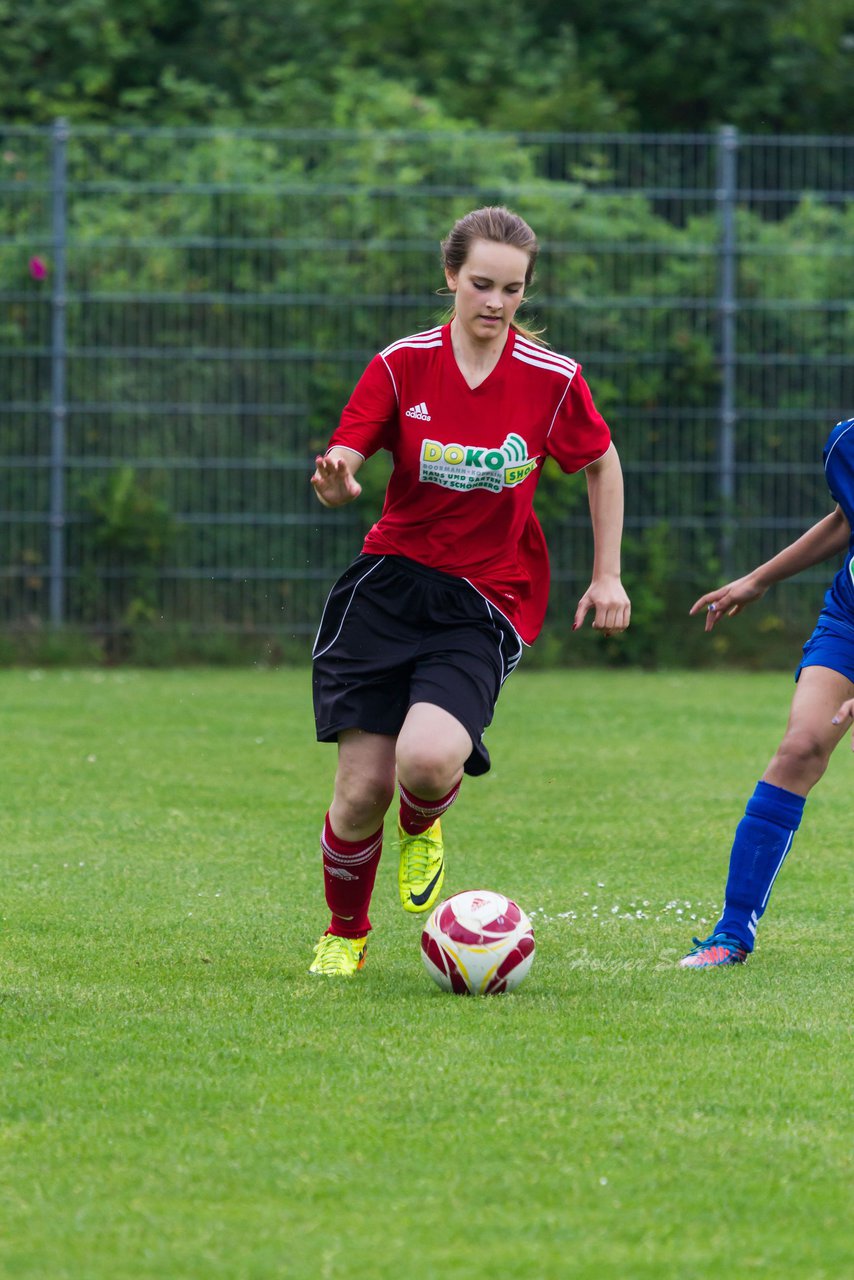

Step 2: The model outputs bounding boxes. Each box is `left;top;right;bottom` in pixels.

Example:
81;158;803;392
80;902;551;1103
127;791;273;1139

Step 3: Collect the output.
405;401;431;421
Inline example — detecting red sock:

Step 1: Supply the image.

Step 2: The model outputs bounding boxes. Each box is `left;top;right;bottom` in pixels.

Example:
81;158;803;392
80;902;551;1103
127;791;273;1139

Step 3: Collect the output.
320;813;383;938
398;781;461;835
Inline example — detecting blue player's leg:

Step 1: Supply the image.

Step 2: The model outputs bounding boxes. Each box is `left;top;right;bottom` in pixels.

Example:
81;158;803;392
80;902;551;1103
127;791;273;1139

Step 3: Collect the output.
681;665;853;968
832;696;854;742
762;664;854;795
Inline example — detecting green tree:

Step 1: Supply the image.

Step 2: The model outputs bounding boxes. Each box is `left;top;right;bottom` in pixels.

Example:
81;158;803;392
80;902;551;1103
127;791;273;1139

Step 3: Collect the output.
1;0;850;133
559;0;853;132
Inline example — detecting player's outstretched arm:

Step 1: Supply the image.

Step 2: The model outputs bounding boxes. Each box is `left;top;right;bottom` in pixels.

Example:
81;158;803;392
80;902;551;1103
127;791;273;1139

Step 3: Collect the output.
832;698;854;752
691;506;851;632
311;447;364;508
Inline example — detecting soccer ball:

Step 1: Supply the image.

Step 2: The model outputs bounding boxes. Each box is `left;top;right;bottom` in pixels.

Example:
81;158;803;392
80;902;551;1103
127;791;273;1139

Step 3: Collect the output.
420;890;535;995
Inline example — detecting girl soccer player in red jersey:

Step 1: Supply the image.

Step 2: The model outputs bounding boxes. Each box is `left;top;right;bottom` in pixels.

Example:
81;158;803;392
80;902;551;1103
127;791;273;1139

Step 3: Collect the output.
681;416;854;967
308;205;631;975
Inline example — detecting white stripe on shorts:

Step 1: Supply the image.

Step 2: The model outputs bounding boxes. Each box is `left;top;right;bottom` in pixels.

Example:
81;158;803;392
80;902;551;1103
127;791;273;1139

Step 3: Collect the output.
312;557;387;660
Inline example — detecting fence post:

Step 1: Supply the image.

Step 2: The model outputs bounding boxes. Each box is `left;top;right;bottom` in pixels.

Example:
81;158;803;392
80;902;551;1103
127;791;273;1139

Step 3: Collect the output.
48;117;69;627
716;124;738;578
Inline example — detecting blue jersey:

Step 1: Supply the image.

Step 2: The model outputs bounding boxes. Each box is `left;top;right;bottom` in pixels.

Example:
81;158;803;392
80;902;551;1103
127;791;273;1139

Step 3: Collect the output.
819;417;854;635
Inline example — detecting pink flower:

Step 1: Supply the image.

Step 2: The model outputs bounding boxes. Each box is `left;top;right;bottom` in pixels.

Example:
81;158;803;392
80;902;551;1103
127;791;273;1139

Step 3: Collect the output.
29;256;47;281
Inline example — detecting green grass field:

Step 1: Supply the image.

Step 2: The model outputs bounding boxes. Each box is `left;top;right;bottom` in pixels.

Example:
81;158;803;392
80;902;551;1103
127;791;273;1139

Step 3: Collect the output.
1;667;851;1280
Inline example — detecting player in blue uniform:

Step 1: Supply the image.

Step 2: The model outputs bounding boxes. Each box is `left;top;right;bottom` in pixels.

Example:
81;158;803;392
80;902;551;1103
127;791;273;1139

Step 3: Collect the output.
680;417;854;967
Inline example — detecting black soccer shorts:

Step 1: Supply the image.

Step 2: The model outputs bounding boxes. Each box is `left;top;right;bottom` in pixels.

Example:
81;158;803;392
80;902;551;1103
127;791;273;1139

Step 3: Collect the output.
312;554;523;776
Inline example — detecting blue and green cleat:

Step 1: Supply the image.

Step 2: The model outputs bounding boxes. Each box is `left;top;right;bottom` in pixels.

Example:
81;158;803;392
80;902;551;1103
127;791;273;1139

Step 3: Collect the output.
679;932;748;968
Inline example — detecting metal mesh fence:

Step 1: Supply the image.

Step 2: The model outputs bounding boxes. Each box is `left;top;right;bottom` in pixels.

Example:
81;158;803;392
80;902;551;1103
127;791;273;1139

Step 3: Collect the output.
1;124;852;646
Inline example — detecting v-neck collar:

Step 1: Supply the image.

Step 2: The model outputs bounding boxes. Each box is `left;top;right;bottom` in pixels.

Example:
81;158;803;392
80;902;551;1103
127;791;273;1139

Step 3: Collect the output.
442;322;516;393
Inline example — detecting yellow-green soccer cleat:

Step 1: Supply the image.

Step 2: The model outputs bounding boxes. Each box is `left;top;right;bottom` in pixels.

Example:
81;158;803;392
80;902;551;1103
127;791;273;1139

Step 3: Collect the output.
309;932;368;976
398;818;445;914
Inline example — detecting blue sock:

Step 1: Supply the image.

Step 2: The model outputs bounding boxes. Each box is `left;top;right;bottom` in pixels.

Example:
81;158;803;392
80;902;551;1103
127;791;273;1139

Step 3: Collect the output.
715;781;806;951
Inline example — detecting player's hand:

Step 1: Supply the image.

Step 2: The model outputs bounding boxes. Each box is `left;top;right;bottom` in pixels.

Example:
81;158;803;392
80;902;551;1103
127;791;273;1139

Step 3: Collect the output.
689;573;767;632
831;698;854;752
311;454;362;508
573;575;631;637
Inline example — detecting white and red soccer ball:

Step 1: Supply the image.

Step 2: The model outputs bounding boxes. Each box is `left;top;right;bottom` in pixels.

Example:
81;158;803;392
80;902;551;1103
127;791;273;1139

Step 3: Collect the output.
421;890;535;995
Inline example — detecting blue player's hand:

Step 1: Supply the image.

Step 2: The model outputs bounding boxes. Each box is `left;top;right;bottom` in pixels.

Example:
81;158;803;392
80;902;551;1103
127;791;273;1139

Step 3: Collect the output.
689;572;768;632
831;698;854;752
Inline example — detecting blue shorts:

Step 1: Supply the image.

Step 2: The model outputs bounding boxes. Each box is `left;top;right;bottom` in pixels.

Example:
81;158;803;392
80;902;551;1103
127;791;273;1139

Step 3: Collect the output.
795;622;854;685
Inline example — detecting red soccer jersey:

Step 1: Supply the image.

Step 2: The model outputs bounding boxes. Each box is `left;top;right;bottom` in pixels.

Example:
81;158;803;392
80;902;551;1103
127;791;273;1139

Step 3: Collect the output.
326;323;611;643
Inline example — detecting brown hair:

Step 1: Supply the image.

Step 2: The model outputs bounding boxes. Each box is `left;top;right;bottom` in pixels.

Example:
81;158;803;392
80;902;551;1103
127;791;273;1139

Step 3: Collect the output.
440;206;546;344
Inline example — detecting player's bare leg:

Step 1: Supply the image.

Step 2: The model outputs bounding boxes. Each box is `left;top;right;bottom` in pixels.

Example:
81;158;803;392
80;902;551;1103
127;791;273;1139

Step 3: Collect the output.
330;729;397;840
763;665;854;794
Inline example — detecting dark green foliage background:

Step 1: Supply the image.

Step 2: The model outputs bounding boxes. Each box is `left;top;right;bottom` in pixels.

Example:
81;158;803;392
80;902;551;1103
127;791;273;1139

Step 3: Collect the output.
1;0;851;134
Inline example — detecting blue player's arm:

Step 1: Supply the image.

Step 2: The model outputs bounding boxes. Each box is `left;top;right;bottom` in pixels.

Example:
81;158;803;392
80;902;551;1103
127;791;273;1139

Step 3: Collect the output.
690;505;851;632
